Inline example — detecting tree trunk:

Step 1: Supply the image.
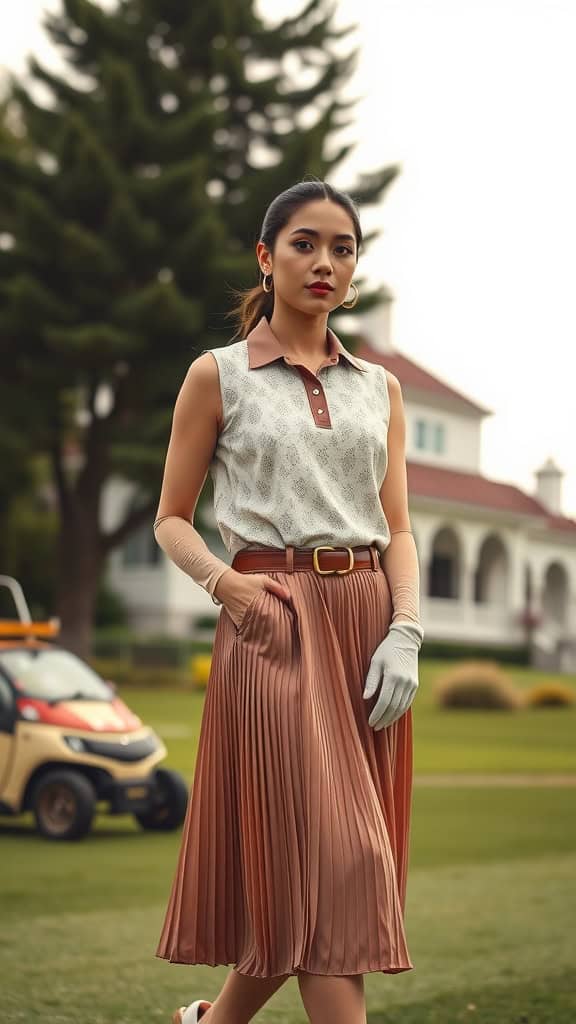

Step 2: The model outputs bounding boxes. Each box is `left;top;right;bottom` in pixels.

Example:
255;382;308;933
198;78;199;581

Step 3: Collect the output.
52;423;106;660
55;514;104;659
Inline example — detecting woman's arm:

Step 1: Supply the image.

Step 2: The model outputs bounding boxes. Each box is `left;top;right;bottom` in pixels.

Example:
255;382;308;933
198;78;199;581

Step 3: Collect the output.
362;371;423;730
378;371;422;627
153;353;233;605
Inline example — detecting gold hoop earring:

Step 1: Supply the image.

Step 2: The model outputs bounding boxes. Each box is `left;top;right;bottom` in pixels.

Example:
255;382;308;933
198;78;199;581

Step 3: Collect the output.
262;272;273;293
341;282;359;309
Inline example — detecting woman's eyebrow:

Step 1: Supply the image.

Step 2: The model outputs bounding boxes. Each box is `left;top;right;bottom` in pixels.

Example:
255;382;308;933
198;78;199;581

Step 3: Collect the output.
289;227;356;243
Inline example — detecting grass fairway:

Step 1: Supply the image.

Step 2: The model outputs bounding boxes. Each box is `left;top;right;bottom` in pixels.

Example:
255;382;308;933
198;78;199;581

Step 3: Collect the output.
1;664;575;1022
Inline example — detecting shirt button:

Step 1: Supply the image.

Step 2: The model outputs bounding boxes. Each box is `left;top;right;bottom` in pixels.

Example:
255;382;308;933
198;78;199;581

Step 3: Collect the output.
312;388;320;395
317;408;324;414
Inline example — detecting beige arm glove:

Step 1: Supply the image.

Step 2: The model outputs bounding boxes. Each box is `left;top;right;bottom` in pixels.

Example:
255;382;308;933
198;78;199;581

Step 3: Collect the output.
362;374;424;730
382;530;422;627
153;514;232;607
152;352;233;607
376;371;424;638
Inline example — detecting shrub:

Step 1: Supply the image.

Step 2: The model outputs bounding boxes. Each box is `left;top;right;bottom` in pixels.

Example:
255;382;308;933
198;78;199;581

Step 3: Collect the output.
91;631;213;663
524;682;576;709
422;639;529;665
94;581;129;628
87;658;192;689
190;654;213;689
434;660;522;710
195;614;219;629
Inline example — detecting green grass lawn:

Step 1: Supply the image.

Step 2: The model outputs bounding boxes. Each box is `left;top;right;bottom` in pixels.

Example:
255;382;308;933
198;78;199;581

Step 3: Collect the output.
413;660;576;775
1;660;575;1022
126;659;576;779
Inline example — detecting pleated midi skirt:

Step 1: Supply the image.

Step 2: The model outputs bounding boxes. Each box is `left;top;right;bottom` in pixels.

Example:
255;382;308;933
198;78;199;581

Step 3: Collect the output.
155;557;414;977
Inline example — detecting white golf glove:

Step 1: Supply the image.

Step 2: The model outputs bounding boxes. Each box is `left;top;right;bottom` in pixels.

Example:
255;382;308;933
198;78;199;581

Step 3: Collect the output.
362;620;424;730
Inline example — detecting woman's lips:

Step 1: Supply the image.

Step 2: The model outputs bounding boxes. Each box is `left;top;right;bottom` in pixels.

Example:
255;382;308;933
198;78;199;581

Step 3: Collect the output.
307;285;333;295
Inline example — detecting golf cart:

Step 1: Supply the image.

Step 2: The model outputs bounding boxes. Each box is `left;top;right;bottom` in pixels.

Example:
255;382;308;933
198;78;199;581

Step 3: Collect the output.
0;575;189;840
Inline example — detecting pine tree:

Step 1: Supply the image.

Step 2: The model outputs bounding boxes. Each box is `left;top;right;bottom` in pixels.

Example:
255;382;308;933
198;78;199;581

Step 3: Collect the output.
0;0;400;655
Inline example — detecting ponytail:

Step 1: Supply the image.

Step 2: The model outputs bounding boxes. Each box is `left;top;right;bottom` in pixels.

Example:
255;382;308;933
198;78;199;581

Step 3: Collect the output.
226;281;274;341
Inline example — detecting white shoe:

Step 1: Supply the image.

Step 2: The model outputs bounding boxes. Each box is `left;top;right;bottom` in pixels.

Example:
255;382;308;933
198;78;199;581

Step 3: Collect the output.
172;999;212;1023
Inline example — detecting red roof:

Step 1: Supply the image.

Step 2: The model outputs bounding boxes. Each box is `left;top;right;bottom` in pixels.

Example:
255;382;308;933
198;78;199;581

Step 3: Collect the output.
545;513;576;535
407;460;576;534
355;338;491;416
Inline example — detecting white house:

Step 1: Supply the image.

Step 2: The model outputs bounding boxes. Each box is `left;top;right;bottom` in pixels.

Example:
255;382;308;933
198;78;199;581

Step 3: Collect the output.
104;304;576;671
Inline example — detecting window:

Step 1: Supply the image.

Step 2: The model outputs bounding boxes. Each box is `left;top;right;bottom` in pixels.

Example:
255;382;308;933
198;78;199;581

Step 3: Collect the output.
0;649;113;703
414;418;445;454
415;419;427;449
434;423;445;453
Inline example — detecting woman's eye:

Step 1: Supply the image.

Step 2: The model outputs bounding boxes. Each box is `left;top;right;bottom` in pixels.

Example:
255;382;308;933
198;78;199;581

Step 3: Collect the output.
292;240;354;255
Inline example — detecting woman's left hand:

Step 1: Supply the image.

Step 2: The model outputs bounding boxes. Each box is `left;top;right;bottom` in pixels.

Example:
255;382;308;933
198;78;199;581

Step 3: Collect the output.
362;621;424;730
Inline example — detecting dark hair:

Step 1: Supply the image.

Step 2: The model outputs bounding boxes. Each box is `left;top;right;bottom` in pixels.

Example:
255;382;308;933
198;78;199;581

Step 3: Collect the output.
226;179;362;340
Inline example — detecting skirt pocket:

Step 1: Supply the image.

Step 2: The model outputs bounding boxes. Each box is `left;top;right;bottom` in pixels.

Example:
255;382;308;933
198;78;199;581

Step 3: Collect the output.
234;586;268;636
235;585;297;665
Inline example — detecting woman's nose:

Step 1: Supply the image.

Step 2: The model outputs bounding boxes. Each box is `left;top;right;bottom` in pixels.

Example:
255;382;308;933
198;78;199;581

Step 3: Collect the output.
313;251;333;271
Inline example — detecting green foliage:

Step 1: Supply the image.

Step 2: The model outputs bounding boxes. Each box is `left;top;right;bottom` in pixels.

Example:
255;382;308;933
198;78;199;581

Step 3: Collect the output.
0;0;400;650
422;638;530;664
0;477;58;620
90;630;212;665
87;657;191;688
194;613;220;629
1;0;395;488
93;580;129;628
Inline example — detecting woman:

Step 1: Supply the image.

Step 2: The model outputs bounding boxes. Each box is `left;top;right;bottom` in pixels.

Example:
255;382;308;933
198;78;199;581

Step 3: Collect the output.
153;179;424;1024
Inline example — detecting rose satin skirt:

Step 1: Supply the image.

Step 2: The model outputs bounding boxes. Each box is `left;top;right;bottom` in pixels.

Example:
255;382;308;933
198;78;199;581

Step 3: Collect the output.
155;563;413;978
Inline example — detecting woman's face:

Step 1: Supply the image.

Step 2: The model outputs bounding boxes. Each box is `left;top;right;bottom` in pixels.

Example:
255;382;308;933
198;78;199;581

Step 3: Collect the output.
257;199;358;315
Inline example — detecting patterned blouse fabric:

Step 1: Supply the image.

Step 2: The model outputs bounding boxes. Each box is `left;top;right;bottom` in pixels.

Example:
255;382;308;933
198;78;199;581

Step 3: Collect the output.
201;316;391;558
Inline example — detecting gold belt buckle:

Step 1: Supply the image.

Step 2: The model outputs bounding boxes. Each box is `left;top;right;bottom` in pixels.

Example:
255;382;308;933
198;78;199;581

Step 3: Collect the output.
312;545;355;575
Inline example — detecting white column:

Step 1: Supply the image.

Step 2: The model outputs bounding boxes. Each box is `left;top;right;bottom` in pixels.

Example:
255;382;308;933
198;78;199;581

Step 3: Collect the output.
460;560;476;630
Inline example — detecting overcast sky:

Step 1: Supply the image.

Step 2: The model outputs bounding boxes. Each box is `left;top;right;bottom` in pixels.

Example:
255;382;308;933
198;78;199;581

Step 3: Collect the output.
3;0;575;516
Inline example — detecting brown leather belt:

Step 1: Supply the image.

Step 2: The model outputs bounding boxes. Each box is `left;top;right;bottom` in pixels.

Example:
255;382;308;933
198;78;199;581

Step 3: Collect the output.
231;544;381;575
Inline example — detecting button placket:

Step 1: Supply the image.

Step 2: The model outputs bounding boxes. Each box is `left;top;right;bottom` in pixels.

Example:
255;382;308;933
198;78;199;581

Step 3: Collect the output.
282;356;334;428
299;368;332;428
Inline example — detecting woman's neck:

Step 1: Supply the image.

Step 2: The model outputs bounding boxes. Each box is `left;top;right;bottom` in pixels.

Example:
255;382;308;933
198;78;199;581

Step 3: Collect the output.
268;303;330;362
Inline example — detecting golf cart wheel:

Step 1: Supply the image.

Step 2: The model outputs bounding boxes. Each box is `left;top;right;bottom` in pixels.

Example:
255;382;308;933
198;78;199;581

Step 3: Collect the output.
32;770;96;840
134;768;189;832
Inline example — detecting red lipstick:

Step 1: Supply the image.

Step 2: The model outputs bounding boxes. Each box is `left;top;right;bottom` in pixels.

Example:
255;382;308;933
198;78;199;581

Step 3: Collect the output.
307;281;334;295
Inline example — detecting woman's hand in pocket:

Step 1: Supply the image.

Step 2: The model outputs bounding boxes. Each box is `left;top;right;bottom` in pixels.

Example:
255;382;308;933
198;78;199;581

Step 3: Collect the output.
214;570;293;629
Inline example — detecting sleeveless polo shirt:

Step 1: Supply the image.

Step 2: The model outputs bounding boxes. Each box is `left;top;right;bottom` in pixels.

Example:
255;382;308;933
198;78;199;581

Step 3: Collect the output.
201;316;391;558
